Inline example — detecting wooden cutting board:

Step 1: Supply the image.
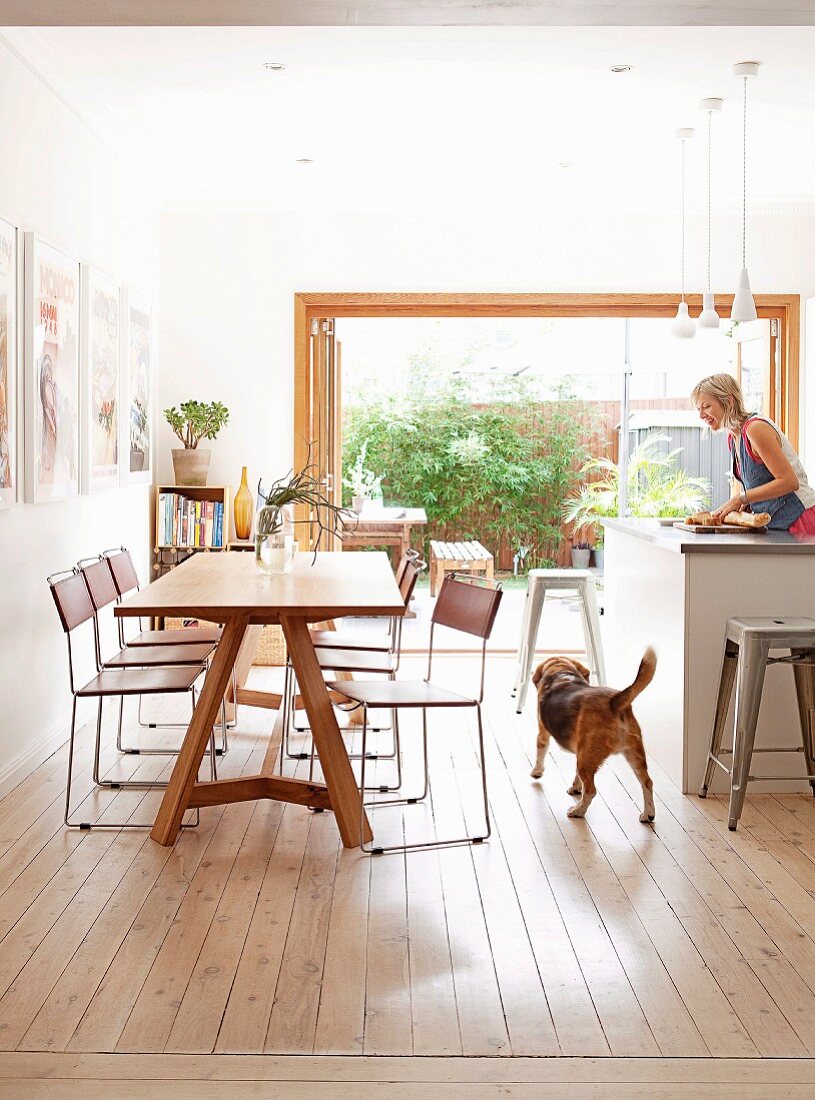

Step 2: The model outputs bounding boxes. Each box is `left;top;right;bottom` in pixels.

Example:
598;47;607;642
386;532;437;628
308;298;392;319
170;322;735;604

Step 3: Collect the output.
673;522;769;535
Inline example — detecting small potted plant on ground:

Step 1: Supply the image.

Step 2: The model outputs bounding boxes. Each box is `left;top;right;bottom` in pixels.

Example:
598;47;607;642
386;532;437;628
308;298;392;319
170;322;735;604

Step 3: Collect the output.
343;441;382;512
570;540;592;569
164;400;229;486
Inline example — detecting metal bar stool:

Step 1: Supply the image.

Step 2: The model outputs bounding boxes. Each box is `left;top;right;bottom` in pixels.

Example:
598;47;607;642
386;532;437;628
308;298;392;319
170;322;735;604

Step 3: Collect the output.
512;568;606;713
699;616;815;830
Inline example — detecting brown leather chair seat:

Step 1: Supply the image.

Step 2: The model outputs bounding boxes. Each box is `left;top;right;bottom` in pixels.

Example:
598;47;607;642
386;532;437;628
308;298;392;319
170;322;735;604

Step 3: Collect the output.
308;629;390;653
77;665;202;697
103;642;215;668
314;648;396;675
127;625;222;647
324;678;475;709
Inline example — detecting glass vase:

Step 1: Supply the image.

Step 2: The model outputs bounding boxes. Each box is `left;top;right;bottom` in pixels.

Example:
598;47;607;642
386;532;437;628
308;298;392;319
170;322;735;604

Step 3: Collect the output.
255;503;296;574
233;465;253;541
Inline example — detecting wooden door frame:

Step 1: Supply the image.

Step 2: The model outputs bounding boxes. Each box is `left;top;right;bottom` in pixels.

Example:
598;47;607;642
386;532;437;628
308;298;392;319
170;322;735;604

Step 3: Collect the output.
294;292;801;478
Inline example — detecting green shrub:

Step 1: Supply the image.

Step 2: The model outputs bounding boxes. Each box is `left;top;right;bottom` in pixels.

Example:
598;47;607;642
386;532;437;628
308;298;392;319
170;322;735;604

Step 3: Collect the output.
343;371;598;568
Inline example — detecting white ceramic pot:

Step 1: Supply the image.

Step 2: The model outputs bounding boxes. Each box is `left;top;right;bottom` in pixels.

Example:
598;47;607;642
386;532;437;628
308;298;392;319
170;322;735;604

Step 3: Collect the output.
352;495;370;513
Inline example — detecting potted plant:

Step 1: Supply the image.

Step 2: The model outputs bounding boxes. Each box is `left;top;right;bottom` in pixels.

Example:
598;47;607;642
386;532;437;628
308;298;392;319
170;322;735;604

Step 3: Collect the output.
593;532;604;571
343;441;382;512
256;448;354;573
562;434;711;552
163;400;229;486
570;540;592;569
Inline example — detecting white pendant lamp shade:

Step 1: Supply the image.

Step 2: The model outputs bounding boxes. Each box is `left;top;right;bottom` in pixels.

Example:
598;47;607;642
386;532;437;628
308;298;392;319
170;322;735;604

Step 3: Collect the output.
732;62;760;323
698;291;721;329
672;300;696;338
672;127;695;339
697;97;723;330
731;266;758;322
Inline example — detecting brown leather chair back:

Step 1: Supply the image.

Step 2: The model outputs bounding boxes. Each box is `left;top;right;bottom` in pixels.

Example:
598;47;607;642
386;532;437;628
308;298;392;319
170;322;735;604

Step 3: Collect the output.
398;557;425;607
395;548;420;587
80;559;119;612
49;571;96;633
432;574;502;640
104;548;140;597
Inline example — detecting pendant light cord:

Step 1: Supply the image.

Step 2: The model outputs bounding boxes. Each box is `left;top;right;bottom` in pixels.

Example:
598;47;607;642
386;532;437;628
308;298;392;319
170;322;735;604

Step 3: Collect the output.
706;110;712;292
742;74;748;268
680;136;686;301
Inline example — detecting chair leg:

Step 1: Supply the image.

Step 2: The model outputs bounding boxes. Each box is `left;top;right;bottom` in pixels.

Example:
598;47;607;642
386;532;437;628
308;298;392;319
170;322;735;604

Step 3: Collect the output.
728;639;768;830
512;583;534;697
580;580;606;686
700;640;738;797
792;647;815;795
63;697;80;827
515;581;546;713
474;704;491;842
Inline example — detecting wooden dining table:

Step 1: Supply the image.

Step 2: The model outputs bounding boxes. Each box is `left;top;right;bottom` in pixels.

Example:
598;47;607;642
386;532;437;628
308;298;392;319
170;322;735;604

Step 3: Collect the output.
115;550;404;848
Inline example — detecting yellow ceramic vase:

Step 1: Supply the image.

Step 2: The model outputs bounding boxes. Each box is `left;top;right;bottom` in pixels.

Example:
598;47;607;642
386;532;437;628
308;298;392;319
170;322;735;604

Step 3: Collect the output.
233;466;253;541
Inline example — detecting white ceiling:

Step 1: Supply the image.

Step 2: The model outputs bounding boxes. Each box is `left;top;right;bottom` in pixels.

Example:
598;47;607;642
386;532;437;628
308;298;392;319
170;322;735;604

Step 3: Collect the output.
4;24;815;213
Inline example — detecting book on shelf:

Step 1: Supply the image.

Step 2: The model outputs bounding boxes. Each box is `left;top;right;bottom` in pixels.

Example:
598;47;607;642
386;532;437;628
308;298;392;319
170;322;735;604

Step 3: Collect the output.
157;492;226;550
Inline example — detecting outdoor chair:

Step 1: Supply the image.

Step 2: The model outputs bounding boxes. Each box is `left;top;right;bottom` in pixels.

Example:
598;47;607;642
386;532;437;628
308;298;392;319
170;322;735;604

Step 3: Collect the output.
324;572;503;854
48;568;219;830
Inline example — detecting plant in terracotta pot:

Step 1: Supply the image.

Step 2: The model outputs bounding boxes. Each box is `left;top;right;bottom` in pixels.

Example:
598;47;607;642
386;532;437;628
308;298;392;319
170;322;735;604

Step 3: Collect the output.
164;400;229;486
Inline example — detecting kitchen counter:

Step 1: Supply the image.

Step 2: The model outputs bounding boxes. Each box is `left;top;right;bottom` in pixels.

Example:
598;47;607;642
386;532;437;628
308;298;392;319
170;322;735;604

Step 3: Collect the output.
601;518;815;794
602;516;815;554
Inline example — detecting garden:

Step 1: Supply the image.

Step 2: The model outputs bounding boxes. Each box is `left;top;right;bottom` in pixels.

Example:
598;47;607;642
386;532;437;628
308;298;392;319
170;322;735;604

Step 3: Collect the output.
342;369;711;572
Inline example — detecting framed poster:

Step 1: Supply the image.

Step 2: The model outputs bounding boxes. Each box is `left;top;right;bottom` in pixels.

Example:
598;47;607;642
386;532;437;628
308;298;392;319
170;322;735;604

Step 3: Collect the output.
0;216;17;508
120;288;152;484
24;234;80;503
80;266;119;492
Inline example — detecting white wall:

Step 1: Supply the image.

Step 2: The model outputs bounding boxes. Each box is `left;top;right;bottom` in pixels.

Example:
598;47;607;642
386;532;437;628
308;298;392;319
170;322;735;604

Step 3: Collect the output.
158;207;815;498
0;45;158;795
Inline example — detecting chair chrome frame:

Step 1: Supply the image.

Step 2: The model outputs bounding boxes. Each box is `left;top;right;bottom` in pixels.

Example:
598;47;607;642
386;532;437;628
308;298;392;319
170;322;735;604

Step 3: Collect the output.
48;568;217;830
350;572;502;855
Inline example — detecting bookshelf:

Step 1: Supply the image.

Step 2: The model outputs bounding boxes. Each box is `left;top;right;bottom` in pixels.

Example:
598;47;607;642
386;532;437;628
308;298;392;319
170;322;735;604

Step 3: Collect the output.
153;484;231;576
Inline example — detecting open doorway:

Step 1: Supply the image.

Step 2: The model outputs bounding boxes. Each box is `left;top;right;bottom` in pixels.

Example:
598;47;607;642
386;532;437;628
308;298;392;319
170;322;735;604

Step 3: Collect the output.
293;293;799;650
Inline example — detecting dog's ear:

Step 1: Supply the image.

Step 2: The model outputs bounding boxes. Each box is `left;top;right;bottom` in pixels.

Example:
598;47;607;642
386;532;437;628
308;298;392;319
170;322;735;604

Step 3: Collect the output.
532;663;545;686
573;659;591;682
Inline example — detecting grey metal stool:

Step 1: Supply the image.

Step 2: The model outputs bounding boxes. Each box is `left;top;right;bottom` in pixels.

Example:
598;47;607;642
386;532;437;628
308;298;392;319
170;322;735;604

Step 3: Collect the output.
700;616;815;830
512;568;606;713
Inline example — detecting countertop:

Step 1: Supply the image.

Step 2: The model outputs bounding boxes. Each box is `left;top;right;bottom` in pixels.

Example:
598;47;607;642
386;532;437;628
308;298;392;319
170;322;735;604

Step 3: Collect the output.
602;517;815;555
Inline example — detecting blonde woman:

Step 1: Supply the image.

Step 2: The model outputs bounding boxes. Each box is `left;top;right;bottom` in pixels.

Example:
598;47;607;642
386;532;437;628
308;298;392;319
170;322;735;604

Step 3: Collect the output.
691;373;815;534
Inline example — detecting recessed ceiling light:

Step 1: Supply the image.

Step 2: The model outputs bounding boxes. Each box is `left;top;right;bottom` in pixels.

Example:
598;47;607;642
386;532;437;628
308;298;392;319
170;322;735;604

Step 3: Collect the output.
295;158;314;165
610;64;631;73
264;62;286;71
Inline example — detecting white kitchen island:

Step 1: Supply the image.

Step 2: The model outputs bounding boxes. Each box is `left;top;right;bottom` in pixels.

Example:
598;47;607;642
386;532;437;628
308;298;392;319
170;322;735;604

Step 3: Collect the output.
602;517;815;794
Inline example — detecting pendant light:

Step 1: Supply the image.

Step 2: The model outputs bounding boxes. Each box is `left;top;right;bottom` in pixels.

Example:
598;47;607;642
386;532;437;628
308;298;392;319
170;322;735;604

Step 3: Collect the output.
731;61;760;323
672;127;696;339
697;97;723;329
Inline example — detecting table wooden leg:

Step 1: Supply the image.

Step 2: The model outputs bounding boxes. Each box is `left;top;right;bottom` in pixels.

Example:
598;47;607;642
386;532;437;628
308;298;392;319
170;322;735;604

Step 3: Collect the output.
150;614;250;847
281;614;372;847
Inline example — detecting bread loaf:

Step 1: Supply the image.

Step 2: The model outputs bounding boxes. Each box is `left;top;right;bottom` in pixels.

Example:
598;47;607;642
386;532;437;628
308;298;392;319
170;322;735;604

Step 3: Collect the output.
686;511;718;526
723;511;771;529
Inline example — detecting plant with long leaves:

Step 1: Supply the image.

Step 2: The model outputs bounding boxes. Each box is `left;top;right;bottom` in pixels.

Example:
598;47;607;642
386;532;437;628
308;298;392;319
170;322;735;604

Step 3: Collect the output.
258;443;356;562
562;434;711;542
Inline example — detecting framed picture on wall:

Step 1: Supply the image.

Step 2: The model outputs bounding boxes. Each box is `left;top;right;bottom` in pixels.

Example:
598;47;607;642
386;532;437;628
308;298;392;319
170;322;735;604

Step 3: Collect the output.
120;288;152;485
80;266;120;493
24;233;80;503
0;216;18;508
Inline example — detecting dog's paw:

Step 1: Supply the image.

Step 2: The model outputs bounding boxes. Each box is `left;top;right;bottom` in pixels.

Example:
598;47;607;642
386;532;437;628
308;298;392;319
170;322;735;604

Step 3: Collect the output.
567;805;586;818
530;767;543;780
639;811;656;824
567;784;581;796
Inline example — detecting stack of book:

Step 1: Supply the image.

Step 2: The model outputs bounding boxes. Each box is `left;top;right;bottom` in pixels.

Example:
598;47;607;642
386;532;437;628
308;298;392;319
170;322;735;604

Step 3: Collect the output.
157;493;226;549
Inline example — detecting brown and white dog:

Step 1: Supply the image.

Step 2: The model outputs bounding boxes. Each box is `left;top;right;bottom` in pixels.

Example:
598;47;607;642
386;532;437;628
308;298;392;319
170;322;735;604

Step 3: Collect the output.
530;648;657;822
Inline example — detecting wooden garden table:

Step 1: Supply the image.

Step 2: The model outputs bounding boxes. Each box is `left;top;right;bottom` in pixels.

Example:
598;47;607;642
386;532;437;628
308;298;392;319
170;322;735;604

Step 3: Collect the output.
116;550;404;848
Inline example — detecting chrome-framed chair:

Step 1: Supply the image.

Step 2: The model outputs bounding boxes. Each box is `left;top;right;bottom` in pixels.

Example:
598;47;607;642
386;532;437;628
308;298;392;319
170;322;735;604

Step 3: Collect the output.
78;556;224;760
325;572;503;855
48;568;219;830
282;554;426;766
101;547;231;750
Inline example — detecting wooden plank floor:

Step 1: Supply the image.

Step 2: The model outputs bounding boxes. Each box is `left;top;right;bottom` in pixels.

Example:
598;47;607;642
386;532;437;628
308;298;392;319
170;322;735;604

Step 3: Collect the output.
1;658;815;1088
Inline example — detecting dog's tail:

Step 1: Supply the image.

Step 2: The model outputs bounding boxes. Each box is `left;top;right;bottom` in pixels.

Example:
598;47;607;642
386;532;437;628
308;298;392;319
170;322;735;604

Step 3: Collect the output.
610;647;657;715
